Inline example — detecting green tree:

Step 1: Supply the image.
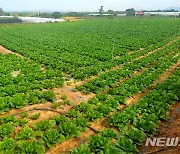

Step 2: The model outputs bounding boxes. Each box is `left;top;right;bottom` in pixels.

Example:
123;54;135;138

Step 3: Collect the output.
52;12;62;19
0;8;3;16
126;8;135;16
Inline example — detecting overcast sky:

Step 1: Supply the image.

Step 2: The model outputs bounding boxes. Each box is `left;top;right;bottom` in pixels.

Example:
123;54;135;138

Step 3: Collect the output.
1;0;180;12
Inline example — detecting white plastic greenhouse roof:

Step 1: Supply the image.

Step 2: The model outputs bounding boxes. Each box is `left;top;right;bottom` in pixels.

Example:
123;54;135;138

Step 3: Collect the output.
0;16;65;23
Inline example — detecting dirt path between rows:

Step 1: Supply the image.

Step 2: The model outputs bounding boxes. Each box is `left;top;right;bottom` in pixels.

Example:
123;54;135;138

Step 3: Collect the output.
0;45;24;57
46;128;95;154
0;57;170;120
139;102;180;154
0;47;178;154
131;36;179;62
46;60;180;154
126;61;180;105
94;61;180;132
1;49;171;120
0;36;179;154
73;35;180;89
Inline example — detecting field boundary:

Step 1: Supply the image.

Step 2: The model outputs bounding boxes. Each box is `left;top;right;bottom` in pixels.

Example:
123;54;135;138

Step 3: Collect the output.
0;45;24;57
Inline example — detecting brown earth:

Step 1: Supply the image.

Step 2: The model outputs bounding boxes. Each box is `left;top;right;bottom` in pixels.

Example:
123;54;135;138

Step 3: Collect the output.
0;36;179;154
46;128;95;154
47;60;180;154
126;61;180;106
0;45;23;57
132;36;179;62
103;66;147;94
0;102;52;118
139;102;180;154
0;43;168;119
54;86;95;106
128;47;145;55
11;70;21;77
27;110;59;127
93;61;180;132
73;36;179;92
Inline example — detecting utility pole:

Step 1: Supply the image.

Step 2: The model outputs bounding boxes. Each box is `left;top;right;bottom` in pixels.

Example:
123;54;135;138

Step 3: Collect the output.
38;11;40;18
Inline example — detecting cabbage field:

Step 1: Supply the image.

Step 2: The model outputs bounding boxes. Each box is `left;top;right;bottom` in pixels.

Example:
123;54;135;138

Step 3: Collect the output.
0;18;179;153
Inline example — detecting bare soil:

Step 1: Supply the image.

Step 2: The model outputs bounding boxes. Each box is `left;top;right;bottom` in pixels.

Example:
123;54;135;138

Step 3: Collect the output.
43;52;180;153
73;36;179;91
128;47;145;55
126;61;180;106
0;45;23;57
27;110;59;127
0;102;52;118
49;61;180;154
46;128;95;154
11;70;21;77
0;37;179;154
139;102;180;154
90;118;107;132
53;86;95;106
103;66;147;94
132;36;179;62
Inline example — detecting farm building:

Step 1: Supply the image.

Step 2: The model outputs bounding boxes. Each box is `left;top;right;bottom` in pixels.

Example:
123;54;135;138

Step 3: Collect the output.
136;11;145;16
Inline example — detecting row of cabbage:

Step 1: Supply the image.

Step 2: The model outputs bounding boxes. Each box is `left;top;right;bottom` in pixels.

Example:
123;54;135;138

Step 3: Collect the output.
0;19;179;79
0;53;63;113
71;67;180;153
0;44;178;153
76;39;179;93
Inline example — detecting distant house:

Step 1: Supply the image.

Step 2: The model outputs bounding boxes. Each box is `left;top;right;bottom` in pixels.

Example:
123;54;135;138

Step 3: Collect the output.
136;12;145;16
